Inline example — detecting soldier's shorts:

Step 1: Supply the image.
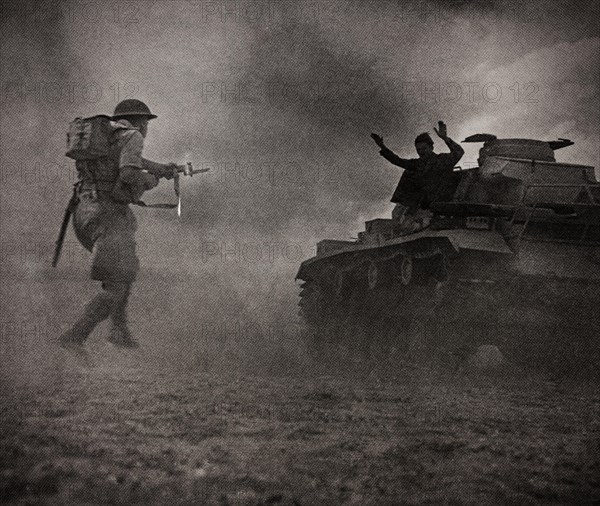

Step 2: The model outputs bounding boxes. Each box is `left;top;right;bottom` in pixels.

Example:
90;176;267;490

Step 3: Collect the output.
73;193;139;283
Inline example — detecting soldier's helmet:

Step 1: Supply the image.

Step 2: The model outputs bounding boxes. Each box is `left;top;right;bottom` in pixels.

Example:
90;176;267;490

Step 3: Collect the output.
112;99;157;120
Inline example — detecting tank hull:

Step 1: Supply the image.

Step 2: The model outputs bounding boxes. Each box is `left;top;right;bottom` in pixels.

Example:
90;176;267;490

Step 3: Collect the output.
297;136;599;375
297;233;600;375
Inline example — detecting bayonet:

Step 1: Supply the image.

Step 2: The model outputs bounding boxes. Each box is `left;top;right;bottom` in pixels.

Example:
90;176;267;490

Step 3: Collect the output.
174;162;210;217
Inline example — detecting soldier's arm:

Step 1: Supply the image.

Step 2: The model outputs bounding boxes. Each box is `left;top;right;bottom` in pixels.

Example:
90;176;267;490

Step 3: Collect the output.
434;121;464;165
118;131;158;193
442;136;465;165
119;166;158;190
379;146;419;171
142;159;178;180
371;132;418;170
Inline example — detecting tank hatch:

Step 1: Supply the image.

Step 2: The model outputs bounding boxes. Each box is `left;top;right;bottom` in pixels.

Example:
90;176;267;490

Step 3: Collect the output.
464;135;575;166
463;134;497;143
548;138;574;150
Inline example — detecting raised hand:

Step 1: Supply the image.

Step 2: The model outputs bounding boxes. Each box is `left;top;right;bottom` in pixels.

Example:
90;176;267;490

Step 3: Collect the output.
434;121;447;139
371;133;385;148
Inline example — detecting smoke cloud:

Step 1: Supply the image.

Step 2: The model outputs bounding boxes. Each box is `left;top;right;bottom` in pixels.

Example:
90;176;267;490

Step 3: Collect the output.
1;0;598;367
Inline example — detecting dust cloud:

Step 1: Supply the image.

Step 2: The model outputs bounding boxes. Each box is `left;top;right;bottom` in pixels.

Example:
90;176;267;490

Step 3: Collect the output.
1;0;598;376
1;2;599;504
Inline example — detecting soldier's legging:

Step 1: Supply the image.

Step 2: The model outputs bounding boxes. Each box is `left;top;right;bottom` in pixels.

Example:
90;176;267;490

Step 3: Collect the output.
66;195;138;342
69;281;131;343
110;283;131;330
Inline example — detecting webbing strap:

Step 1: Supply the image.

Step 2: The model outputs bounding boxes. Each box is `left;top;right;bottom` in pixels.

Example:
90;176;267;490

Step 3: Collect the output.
134;201;177;209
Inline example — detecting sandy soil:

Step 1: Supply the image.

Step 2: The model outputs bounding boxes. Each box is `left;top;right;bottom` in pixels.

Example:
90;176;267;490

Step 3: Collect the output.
1;353;599;506
1;275;599;504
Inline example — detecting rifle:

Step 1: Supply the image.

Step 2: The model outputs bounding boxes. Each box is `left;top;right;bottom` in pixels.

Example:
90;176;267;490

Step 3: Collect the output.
53;163;208;266
136;162;209;215
174;162;210;217
52;183;80;267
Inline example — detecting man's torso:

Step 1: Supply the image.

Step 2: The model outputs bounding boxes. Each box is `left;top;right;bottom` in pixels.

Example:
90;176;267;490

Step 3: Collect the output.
78;120;140;199
392;152;457;208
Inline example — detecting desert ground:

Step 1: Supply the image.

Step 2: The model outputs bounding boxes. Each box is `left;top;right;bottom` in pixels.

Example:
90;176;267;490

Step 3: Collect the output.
1;275;599;505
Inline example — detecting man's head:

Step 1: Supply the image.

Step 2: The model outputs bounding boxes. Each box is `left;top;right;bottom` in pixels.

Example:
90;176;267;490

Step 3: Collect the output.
112;99;157;138
414;132;434;158
122;116;149;138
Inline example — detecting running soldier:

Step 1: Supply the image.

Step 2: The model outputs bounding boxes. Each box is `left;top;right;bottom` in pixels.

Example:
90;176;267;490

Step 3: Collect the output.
59;99;177;353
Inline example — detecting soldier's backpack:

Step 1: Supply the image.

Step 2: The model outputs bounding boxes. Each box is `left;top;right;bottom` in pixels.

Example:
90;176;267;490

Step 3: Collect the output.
65;115;114;160
64;115;180;210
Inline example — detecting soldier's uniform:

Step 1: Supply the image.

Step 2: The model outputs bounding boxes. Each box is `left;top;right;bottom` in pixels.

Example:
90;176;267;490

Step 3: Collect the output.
60;101;173;350
380;135;464;211
74;119;153;284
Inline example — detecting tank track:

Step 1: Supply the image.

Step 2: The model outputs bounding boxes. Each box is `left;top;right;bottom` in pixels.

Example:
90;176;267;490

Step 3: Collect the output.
299;251;600;375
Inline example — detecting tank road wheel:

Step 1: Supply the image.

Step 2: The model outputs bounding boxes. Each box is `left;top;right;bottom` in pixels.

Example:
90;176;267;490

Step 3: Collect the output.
366;260;397;291
367;261;379;290
334;271;344;297
399;256;413;286
334;270;355;300
433;254;449;283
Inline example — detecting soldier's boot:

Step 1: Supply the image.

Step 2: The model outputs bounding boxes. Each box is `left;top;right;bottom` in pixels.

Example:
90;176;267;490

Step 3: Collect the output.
58;288;116;350
107;283;139;349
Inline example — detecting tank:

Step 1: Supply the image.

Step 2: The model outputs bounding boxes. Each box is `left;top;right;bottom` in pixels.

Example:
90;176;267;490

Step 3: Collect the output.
296;135;600;375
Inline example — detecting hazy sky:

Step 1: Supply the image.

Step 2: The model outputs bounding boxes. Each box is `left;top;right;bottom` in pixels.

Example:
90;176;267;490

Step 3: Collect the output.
1;0;599;301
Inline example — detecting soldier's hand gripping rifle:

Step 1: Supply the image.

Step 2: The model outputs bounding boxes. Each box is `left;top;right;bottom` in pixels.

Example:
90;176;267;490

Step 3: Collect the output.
52;183;80;268
137;162;209;215
52;163;208;267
